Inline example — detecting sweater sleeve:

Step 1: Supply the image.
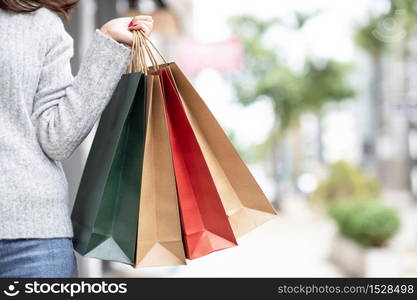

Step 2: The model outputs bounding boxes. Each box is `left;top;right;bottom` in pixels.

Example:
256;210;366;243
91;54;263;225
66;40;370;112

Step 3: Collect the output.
31;17;131;161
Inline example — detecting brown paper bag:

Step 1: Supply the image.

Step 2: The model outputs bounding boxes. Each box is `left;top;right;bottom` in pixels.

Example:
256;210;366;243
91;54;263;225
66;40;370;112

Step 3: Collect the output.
134;75;186;267
167;63;277;238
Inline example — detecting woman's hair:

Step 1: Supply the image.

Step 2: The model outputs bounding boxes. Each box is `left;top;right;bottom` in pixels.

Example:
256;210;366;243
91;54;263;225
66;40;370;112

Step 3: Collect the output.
0;0;78;20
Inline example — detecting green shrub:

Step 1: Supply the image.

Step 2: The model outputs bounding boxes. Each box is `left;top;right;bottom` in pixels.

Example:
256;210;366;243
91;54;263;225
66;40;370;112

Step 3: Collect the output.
311;161;380;207
329;200;400;247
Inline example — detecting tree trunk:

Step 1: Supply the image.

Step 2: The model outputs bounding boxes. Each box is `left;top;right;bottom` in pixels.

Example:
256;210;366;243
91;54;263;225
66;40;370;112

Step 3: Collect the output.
270;121;282;209
368;53;384;176
402;38;414;198
317;112;324;163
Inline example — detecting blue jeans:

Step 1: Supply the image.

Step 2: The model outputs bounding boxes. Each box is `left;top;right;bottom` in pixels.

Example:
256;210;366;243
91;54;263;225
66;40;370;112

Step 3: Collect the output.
0;238;79;278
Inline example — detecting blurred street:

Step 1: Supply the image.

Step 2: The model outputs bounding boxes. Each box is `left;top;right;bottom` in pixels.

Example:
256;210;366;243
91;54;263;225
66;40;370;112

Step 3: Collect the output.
103;196;343;277
101;191;417;277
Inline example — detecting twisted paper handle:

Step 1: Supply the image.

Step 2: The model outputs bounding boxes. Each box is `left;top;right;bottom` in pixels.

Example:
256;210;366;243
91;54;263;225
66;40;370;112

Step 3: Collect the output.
128;30;168;74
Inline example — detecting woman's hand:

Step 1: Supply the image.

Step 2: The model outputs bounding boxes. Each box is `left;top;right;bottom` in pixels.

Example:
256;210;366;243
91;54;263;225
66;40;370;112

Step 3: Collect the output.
100;16;153;46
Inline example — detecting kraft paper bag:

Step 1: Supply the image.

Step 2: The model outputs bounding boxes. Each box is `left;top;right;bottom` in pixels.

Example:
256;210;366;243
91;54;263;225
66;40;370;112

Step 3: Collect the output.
71;73;147;265
134;75;186;267
158;68;237;259
166;63;277;237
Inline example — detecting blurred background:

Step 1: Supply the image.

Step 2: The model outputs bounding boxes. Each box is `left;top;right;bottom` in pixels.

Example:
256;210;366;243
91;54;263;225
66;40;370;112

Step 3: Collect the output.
65;0;417;277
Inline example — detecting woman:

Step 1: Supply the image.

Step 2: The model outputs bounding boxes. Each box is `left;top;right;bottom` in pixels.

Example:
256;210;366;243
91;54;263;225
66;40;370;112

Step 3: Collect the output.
0;0;153;277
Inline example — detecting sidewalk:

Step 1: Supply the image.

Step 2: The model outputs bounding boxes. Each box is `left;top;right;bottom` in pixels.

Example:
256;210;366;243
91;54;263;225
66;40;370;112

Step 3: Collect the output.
106;196;345;277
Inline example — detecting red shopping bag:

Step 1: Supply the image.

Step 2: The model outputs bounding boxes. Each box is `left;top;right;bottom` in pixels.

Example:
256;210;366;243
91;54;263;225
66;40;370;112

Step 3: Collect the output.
158;68;237;259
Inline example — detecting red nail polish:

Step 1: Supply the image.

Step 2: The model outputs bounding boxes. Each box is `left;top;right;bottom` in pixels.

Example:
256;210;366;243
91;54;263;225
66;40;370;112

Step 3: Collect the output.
128;20;134;27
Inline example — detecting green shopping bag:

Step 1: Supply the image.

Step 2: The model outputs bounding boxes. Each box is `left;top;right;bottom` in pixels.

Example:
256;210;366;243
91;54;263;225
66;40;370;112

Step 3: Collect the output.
71;72;147;265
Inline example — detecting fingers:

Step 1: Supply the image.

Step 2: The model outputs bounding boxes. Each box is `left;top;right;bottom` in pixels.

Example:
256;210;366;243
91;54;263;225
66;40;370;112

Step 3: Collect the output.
128;15;153;27
129;22;152;35
129;20;152;29
128;15;153;36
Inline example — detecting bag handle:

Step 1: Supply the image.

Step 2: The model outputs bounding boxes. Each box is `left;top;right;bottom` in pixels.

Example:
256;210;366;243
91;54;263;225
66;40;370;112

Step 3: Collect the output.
128;30;147;74
128;30;168;74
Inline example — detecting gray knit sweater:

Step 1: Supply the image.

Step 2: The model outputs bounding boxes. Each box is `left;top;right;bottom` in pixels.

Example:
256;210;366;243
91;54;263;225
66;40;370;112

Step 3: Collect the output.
0;8;131;238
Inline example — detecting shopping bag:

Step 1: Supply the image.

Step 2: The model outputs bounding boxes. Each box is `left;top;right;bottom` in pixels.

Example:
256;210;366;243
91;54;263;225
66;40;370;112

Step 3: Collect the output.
158;67;238;259
166;64;277;237
134;74;186;267
71;72;147;265
128;31;237;260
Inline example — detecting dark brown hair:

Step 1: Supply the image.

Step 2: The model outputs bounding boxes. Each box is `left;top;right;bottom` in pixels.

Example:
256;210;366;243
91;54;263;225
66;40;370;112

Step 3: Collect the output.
0;0;78;20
